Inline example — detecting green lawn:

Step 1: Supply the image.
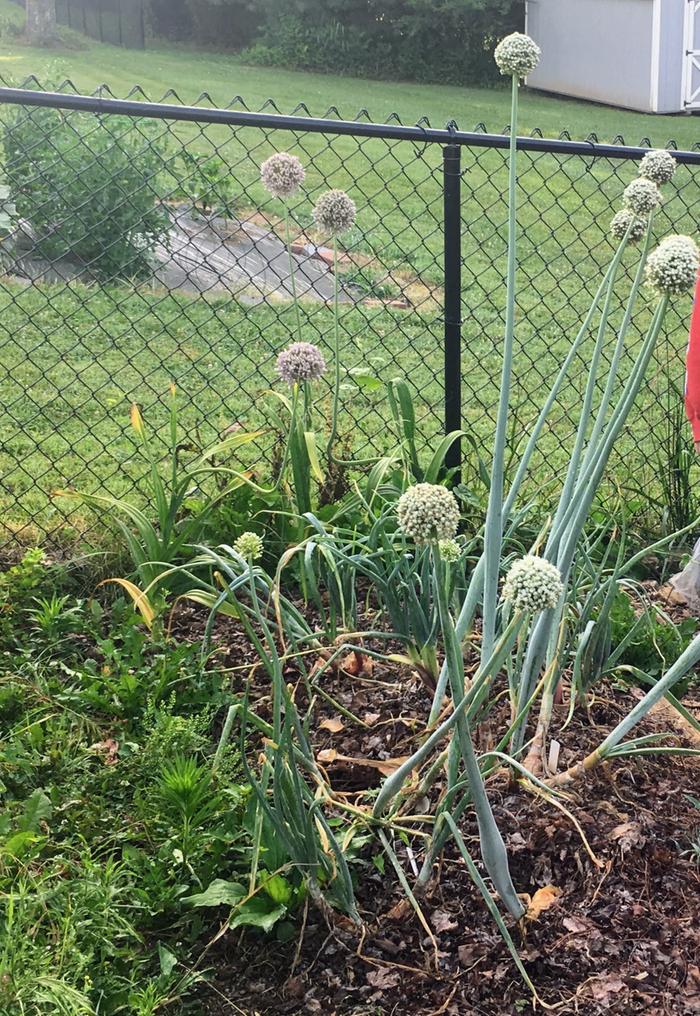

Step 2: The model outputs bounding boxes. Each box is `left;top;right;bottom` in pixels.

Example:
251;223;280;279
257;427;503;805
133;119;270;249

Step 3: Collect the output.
1;3;699;148
0;8;697;539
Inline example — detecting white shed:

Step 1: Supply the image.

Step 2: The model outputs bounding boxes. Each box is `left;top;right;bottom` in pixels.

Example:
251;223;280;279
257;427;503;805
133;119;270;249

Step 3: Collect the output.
525;0;699;114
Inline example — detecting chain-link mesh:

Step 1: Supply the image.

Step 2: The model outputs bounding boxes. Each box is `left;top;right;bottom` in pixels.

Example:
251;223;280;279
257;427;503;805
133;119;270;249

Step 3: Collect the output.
0;80;698;546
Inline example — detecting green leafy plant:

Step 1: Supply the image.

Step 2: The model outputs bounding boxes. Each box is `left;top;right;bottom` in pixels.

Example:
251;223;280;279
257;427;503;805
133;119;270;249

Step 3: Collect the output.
344;263;402;301
56;386;263;600
3;103;170;280
177;149;236;218
657;377;699;534
156;754;227;867
168;544;359;922
0;547;52;645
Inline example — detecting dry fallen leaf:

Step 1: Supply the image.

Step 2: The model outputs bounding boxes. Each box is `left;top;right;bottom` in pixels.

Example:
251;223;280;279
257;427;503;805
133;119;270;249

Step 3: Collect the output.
588;974;626;1002
431;909;458;933
317;748;338;764
457;943;480;967
366;966;401;990
341;651;373;676
319;716;345;734
385;899;412;922
610;821;646;852
523;884;562;922
89;738;119;765
316;749;410;777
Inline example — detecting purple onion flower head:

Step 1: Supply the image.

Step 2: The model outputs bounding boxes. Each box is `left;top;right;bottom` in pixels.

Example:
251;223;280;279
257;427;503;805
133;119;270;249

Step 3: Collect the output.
397;483;460;543
639;149;677;186
313;189;356;236
276;342;327;384
494;33;541;77
623;178;662;216
610;208;647;244
260;152;305;200
645;235;700;296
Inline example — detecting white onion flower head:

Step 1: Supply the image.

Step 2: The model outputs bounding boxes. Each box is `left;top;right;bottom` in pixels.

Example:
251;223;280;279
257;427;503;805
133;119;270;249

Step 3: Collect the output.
494;33;541;77
397;483;460;543
610;208;647;244
438;538;461;563
276;342;327;384
502;555;563;613
313;189;356;236
234;531;264;562
645;234;700;296
622;177;662;216
260;152;305;199
639;149;677;186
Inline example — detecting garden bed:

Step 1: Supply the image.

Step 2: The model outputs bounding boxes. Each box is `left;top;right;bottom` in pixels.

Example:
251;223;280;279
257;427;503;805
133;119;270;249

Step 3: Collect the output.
158;604;700;1014
2;581;694;1016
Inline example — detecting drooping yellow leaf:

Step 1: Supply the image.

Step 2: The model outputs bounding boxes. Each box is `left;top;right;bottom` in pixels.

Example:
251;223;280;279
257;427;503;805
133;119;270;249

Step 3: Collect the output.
98;578;154;629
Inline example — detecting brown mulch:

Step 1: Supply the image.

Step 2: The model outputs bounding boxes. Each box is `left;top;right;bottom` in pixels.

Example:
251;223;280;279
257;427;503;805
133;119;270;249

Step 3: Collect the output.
169;601;700;1016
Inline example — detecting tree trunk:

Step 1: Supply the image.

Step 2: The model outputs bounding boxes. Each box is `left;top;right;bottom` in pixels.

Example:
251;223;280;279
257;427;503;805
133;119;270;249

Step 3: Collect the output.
26;0;58;45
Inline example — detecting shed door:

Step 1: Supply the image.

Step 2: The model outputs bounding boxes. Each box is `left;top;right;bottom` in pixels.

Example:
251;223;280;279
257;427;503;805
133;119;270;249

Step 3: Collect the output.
684;1;700;109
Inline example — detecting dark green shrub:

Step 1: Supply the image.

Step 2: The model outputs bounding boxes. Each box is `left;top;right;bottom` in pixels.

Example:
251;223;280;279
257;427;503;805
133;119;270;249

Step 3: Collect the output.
185;0;262;47
147;0;192;40
244;1;524;87
147;0;262;48
2;106;169;280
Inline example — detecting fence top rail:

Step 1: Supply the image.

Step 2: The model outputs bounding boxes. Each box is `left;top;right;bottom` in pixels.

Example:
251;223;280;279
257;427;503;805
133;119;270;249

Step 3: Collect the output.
1;85;700;164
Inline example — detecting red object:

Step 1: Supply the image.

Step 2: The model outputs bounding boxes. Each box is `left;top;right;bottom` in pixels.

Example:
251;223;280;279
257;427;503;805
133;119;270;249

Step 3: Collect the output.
686;272;700;452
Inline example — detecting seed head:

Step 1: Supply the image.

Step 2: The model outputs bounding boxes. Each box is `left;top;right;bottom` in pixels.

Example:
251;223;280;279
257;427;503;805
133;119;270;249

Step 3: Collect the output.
260;152;305;200
312;189;356;236
397;483;460;543
438;538;462;563
494;33;541;77
610;208;647;244
234;531;264;562
639;149;677;186
623;178;662;216
276;342;327;384
645;234;700;296
502;555;563;613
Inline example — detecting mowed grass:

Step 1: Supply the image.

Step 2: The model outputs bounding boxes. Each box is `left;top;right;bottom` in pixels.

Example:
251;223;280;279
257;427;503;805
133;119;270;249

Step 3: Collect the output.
0;266;683;539
0;9;698;536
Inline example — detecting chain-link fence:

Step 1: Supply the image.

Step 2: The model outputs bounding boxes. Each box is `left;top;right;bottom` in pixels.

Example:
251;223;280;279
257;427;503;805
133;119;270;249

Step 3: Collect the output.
0;80;699;546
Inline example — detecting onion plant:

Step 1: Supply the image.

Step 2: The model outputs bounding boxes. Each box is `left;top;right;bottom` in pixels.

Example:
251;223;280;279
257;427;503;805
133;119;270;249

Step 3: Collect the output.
68;36;700;999
171;540;360;919
360;34;700;987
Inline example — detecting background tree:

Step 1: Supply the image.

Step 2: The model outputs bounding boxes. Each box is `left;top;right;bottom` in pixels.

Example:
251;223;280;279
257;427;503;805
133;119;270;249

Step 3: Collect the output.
145;0;524;86
25;0;57;45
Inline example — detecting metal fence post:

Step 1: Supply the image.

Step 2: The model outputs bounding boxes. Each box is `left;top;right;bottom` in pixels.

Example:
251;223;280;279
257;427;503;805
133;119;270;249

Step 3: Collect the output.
443;143;462;480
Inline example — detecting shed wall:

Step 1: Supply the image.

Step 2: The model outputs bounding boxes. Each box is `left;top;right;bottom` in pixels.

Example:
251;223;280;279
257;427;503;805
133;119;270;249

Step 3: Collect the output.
526;0;658;112
654;1;684;112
